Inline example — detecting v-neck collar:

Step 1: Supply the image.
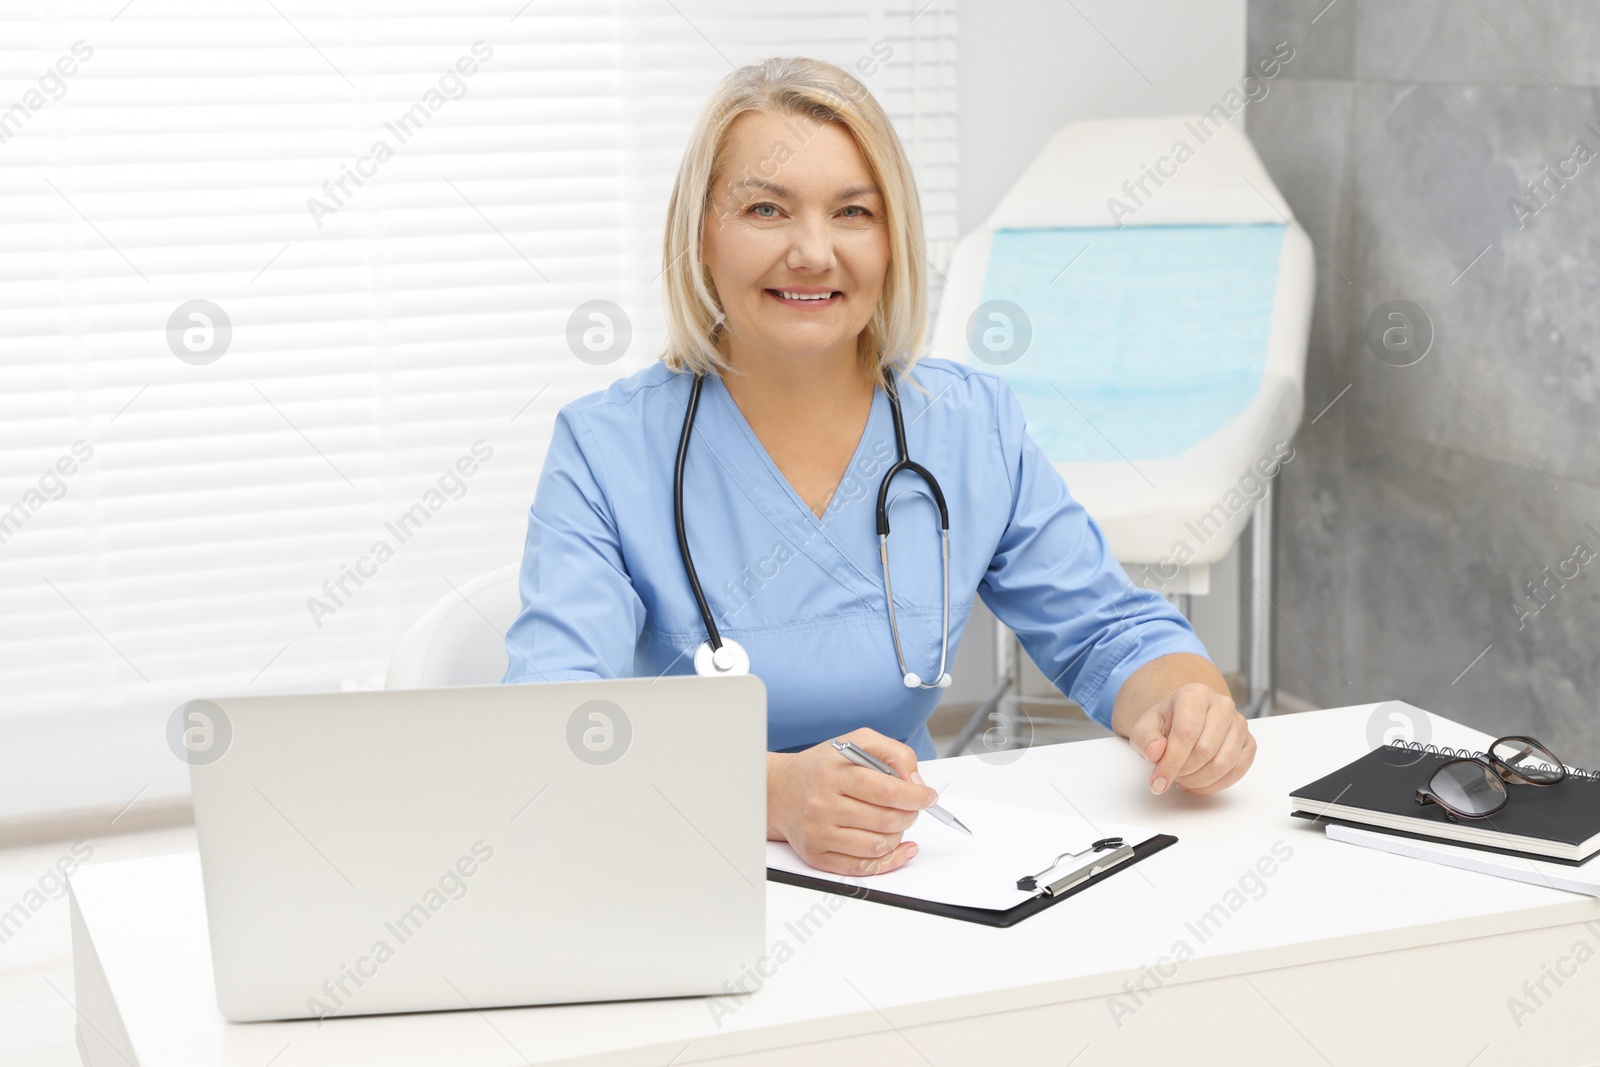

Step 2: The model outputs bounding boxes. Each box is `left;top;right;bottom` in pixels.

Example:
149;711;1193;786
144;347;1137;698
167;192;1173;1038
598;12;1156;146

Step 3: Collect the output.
708;373;886;523
701;371;891;593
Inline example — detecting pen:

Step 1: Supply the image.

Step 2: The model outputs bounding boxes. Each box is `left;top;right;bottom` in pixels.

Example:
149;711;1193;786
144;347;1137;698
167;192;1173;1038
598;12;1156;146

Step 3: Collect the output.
830;739;973;836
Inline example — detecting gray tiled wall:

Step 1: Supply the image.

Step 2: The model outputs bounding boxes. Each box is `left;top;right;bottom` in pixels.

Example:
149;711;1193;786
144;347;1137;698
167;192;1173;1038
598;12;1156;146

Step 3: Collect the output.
1247;1;1600;755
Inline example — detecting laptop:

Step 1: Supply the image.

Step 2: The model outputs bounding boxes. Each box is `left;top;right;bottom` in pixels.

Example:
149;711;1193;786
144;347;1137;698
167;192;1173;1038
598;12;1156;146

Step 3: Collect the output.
183;675;767;1022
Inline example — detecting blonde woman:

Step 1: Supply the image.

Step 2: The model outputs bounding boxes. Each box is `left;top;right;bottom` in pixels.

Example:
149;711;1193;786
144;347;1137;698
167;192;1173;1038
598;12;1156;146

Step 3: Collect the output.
504;57;1255;877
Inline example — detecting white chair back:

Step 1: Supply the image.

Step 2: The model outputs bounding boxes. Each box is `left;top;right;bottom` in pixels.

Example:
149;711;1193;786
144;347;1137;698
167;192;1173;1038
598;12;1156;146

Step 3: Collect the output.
384;562;522;689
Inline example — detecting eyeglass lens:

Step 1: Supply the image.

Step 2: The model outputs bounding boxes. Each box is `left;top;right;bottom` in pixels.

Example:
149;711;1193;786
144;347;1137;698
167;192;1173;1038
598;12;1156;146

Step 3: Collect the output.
1428;760;1506;816
1490;737;1564;783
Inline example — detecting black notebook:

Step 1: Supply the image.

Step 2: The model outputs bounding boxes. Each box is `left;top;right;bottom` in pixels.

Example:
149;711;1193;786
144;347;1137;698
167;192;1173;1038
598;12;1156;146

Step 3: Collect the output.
1290;740;1600;865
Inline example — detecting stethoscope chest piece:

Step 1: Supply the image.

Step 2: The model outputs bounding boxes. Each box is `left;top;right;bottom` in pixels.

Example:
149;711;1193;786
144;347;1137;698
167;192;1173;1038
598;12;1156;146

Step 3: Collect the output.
693;638;750;677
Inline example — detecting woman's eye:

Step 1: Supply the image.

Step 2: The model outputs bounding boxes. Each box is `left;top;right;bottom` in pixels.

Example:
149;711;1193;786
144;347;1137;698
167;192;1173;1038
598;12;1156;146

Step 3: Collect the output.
746;203;872;219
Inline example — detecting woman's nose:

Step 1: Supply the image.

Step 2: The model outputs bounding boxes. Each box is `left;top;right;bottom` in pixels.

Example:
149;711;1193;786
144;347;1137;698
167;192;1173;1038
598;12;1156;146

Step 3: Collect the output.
784;213;837;272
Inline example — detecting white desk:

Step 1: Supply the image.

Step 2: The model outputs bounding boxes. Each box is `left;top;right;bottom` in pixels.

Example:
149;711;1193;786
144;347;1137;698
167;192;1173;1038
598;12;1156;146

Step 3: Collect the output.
68;704;1600;1066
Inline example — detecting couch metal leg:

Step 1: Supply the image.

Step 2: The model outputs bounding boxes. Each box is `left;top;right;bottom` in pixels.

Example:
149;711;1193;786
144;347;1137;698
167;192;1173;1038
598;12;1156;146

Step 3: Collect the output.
1243;494;1275;718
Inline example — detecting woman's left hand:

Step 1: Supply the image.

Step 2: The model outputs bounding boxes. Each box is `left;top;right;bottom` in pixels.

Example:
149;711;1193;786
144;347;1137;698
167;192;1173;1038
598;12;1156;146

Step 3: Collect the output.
1126;682;1256;795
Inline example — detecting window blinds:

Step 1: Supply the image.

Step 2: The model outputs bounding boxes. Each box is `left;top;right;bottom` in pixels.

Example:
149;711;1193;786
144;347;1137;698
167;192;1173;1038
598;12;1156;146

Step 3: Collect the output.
0;0;958;817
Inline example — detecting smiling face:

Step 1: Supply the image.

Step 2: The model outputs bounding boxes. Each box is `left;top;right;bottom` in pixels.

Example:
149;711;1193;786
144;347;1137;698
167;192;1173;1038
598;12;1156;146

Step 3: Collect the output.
700;109;890;374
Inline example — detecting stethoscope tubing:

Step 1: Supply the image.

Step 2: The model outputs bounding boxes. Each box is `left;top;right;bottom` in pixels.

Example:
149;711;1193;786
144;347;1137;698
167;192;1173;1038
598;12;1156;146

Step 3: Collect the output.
674;372;727;655
678;371;951;687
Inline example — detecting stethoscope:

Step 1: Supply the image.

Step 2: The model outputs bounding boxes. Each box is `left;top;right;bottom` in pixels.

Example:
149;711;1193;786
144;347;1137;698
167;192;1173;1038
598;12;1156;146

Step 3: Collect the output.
674;372;952;688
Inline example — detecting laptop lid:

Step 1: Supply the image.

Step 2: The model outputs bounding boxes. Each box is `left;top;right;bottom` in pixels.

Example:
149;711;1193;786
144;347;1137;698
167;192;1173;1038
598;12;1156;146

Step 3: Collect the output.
184;675;767;1022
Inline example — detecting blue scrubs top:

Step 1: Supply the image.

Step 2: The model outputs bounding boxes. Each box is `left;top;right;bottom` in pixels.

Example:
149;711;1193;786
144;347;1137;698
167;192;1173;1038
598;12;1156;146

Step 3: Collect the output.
502;357;1210;760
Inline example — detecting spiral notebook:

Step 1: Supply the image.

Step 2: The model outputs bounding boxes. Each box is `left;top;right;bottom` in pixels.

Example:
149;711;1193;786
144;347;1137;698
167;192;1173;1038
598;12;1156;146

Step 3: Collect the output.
766;797;1173;928
1290;739;1600;865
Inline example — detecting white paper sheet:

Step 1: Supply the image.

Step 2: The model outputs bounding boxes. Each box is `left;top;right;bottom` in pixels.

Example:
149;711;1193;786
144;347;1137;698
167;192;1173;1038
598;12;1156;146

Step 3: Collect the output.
766;796;1163;911
1326;822;1600;898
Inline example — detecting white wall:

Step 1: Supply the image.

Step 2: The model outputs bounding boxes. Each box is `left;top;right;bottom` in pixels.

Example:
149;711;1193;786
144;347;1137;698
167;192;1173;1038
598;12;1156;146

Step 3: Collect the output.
941;0;1249;713
956;0;1248;235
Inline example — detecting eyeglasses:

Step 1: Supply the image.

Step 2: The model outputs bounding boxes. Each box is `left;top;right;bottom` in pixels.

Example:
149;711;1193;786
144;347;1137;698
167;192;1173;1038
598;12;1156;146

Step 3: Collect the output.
1414;735;1567;821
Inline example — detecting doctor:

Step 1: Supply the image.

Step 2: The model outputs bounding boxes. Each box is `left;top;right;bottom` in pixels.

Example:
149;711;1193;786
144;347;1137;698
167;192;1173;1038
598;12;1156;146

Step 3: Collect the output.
504;57;1256;877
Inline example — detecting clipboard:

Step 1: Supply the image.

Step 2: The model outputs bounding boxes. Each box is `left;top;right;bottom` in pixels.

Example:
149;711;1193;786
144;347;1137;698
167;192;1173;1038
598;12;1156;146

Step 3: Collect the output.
767;831;1177;928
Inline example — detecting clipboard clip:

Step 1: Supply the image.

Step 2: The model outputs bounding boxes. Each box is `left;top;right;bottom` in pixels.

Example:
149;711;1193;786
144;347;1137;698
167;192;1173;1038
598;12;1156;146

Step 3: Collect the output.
1017;836;1133;896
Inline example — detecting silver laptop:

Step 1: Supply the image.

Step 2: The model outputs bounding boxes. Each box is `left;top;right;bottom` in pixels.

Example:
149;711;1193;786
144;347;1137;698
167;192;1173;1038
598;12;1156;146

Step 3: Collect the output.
184;676;767;1022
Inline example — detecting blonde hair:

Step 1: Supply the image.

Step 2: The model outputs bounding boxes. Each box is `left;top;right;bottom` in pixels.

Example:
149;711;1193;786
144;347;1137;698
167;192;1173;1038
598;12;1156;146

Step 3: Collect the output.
658;56;928;390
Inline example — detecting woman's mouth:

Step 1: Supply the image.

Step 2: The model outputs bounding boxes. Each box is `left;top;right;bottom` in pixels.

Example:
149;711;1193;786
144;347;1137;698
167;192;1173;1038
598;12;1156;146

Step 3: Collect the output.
766;289;841;309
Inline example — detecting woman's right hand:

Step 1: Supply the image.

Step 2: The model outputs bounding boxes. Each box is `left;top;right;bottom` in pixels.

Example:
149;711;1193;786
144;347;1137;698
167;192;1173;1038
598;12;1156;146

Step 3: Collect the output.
766;727;940;877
